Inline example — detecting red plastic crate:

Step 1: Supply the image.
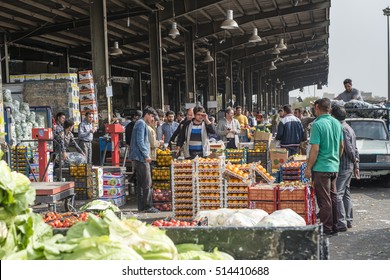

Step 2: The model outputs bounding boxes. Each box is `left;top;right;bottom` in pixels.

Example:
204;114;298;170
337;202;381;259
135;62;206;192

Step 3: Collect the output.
248;186;277;201
248;200;277;214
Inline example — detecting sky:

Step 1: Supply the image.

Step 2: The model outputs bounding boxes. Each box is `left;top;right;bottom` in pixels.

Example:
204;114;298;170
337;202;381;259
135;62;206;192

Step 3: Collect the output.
290;0;390;99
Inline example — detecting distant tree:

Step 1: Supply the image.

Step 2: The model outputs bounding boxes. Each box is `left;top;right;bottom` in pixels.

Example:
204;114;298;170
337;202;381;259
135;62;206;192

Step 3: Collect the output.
292;96;318;109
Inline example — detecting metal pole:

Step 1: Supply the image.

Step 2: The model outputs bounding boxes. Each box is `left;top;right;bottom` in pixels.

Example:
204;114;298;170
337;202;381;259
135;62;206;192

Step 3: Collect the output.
388;14;390;101
383;7;390;101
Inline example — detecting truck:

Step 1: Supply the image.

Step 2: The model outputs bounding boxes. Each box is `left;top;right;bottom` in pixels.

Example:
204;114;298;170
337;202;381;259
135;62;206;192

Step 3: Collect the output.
345;107;390;187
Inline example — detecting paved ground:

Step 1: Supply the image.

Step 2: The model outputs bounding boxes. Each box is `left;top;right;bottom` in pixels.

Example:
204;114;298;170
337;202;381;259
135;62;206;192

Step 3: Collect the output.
328;180;390;260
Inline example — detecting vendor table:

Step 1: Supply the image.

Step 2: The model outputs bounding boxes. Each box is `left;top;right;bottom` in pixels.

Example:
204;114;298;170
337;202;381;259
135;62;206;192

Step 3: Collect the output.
31;181;75;212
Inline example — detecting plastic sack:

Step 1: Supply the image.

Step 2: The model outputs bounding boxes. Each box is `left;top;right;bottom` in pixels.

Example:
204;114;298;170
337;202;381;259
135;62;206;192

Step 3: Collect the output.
13;100;20;111
27;111;36;123
66;152;87;165
255;209;306;227
3;89;12;102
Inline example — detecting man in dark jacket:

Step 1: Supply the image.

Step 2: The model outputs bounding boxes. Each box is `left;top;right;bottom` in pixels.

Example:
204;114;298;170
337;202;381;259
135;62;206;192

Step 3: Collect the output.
175;106;215;159
125;110;142;146
276;105;305;156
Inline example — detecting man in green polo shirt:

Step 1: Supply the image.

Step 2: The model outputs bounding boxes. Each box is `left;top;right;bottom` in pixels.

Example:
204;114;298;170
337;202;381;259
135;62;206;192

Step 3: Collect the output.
304;98;344;236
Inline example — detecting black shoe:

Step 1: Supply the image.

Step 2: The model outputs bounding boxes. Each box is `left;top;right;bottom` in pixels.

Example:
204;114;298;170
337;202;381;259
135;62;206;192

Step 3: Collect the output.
338;227;347;232
144;207;160;213
347;223;352;228
323;231;338;237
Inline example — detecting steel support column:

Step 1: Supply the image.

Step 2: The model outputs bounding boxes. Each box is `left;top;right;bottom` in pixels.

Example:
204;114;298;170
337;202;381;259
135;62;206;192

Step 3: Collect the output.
225;54;233;109
207;43;217;106
184;27;196;104
90;0;111;124
237;61;244;109
149;11;164;109
257;71;262;112
246;67;253;113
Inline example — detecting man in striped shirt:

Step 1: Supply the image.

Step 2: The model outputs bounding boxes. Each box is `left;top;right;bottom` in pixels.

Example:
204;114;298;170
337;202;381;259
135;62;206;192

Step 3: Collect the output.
176;106;215;159
332;105;360;232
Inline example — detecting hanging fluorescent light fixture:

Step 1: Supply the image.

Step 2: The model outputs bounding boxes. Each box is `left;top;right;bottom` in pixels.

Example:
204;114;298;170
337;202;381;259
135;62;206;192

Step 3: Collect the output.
271;44;280;54
248;27;262;43
168;0;180;39
269;61;277;71
220;10;239;29
110;41;123;56
202;51;214;63
277;38;287;50
169;22;180;39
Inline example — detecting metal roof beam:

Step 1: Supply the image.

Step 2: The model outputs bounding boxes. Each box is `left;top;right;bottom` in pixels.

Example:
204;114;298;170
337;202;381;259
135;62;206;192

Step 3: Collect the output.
7;9;148;41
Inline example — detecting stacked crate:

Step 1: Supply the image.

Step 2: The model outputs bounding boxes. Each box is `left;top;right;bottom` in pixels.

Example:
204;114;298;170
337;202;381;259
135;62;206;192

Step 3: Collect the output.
172;159;195;220
78;70;98;126
224;163;250;209
11;146;34;176
56;73;81;130
151;166;171;211
152;148;174;210
92;166;104;198
70;164;94;200
248;184;278;214
278;183;314;224
280;161;309;183
196;157;224;213
225;149;246;164
100;170;126;206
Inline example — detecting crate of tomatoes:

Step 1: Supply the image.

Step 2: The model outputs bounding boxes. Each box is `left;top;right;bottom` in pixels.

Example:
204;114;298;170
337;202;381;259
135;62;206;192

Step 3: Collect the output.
152;217;207;227
42;211;89;228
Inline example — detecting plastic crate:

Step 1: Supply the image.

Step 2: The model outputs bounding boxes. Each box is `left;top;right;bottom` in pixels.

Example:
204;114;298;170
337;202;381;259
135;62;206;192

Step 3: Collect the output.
253;140;269;152
75;187;93;200
73;177;94;188
156;152;174;167
248;200;277;214
278;201;308;214
248;186;277;201
246;150;268;164
153;202;173;211
70;163;93;178
225;149;247;164
279;187;308;201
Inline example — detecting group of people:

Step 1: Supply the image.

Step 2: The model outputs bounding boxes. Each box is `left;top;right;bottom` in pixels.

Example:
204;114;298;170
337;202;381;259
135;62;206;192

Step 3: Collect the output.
302;79;362;236
53;111;96;165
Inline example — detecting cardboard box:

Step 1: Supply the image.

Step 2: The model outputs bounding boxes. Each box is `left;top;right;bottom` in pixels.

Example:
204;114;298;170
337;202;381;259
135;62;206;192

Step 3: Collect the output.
24;74;41;81
78;79;95;92
254;131;272;146
79;92;96;102
40;73;57;80
270;148;288;169
80;100;97;111
9;74;25;83
56;73;77;83
78;70;93;81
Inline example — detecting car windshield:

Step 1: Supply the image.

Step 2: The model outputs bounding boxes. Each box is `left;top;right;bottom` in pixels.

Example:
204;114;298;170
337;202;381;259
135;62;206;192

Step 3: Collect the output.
347;121;389;140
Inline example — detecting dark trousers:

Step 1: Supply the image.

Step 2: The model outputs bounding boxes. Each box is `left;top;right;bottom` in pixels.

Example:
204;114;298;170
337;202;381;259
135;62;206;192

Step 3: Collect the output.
133;160;153;211
226;138;236;149
313;171;339;233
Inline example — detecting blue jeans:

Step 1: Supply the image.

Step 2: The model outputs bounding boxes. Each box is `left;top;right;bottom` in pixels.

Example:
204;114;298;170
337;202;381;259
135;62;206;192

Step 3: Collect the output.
336;169;353;228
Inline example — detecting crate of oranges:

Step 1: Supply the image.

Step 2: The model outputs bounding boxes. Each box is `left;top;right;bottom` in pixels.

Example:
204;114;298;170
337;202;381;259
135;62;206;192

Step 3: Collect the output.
156;148;174;166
